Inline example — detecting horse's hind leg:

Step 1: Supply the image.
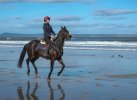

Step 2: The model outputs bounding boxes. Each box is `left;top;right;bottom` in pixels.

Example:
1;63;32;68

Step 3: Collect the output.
31;56;39;74
57;58;65;76
26;58;30;75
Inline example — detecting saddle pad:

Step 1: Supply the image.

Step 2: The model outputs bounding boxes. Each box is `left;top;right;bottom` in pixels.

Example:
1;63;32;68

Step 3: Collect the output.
37;43;47;50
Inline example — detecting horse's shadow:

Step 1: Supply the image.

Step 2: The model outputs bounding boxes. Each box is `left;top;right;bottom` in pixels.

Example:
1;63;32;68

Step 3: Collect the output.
17;80;65;100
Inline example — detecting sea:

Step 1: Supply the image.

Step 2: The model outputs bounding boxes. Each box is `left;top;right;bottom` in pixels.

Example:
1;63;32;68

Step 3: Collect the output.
0;34;137;51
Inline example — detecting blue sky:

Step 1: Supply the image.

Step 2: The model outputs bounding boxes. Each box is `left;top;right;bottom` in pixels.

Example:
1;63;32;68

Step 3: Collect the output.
0;0;137;34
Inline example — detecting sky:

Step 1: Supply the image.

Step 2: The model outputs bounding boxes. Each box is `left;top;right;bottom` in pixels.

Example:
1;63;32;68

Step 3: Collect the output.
0;0;137;34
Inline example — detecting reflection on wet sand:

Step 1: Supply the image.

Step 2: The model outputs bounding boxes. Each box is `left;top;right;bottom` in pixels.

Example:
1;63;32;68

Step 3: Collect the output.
17;87;24;100
17;81;39;100
17;80;65;100
47;81;65;100
58;84;65;100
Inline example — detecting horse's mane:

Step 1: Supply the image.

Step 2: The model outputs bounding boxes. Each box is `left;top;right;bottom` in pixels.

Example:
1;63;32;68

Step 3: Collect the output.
53;30;62;42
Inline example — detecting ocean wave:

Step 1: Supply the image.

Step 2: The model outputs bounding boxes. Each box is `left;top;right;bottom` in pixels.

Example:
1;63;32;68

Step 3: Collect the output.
0;40;137;51
0;41;29;45
0;40;137;46
0;45;23;48
65;41;137;47
64;47;137;51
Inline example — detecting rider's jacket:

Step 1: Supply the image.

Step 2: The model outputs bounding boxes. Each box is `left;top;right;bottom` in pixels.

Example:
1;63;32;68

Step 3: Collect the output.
43;23;56;39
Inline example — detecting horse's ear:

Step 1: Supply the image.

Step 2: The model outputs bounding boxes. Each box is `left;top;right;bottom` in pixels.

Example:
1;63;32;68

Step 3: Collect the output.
61;26;63;29
64;26;66;29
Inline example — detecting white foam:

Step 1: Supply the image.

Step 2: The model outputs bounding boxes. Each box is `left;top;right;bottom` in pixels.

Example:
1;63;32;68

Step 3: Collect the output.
0;45;23;48
0;41;29;45
0;40;137;51
65;41;137;47
0;40;137;46
64;47;137;51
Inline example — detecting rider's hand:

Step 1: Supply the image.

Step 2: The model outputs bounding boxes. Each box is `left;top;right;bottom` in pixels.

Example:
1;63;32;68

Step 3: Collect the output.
54;34;57;37
53;35;57;39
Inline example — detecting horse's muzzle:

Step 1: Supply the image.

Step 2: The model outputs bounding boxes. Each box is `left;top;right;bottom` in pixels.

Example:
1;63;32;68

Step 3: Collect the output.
69;34;72;39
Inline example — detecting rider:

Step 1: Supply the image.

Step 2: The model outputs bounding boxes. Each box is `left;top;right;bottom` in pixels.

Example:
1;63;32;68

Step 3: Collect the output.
43;16;56;44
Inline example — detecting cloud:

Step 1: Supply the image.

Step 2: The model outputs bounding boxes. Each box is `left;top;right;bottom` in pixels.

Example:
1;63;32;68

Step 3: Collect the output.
127;23;137;28
0;20;137;34
63;22;135;29
0;0;17;2
14;16;22;20
1;14;136;34
55;16;82;22
93;16;127;20
52;20;125;29
30;18;42;23
106;16;126;20
93;9;137;16
0;0;91;3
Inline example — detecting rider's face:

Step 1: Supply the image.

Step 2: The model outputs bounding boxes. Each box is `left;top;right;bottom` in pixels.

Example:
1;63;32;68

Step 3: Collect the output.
47;20;50;23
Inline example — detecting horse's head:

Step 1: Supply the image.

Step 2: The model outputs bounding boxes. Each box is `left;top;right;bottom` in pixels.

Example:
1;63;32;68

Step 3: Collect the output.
59;26;72;40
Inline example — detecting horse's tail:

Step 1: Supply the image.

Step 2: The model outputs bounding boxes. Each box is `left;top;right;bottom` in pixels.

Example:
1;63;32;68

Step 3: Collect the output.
17;44;27;68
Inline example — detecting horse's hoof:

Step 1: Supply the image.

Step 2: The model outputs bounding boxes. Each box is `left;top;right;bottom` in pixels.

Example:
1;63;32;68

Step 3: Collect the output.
57;72;60;76
47;77;51;82
47;78;51;82
27;72;30;77
35;71;38;75
27;74;30;77
35;74;39;79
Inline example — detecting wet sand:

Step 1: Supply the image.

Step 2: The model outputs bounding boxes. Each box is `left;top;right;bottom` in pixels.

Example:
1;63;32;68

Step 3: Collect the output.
0;47;137;100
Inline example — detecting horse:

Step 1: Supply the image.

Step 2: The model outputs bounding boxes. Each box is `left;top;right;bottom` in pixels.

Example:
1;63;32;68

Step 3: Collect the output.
18;26;72;81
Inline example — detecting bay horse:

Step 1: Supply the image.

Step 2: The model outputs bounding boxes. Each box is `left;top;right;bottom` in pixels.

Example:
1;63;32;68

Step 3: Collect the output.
18;26;72;81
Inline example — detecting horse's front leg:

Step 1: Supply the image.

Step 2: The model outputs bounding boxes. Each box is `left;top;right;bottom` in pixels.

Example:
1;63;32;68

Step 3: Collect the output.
57;58;65;76
47;59;55;81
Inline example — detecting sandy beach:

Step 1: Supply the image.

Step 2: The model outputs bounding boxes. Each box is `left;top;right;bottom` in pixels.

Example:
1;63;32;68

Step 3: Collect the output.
1;0;137;99
0;45;137;100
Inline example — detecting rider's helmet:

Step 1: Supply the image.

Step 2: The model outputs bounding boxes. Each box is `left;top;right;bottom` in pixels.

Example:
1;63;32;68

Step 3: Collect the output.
44;16;50;22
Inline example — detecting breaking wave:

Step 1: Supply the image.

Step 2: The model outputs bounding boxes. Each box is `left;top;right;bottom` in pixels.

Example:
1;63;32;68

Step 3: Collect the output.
0;40;137;51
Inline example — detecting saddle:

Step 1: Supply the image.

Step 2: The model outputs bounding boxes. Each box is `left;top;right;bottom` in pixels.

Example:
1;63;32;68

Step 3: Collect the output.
36;39;56;56
37;40;49;51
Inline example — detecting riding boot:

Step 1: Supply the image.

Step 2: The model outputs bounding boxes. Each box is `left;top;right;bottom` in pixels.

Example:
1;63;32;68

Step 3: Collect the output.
44;38;50;55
